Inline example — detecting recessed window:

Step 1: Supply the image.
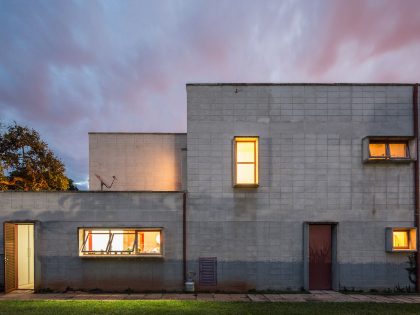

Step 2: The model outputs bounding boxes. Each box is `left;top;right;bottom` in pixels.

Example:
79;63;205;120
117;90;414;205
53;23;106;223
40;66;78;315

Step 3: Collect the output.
79;228;162;257
386;227;417;252
393;231;409;249
369;141;409;160
233;137;258;187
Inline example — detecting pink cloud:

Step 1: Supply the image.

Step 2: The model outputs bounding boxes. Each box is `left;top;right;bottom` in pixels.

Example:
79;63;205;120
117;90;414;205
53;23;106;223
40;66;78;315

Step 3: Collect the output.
1;0;419;188
307;0;420;78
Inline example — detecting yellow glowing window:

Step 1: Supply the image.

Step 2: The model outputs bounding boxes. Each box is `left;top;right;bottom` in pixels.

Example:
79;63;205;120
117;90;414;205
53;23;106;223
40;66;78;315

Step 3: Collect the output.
79;228;162;257
393;231;409;249
389;143;408;158
369;143;386;158
369;142;408;159
234;137;258;186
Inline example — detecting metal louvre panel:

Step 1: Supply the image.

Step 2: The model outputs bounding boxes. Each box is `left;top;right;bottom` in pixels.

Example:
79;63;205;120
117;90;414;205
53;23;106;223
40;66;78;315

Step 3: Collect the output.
199;257;217;286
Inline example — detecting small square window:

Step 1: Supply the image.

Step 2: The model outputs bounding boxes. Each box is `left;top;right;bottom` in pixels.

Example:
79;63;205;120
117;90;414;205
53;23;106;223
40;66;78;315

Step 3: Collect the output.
389;143;408;158
233;137;259;187
386;227;417;252
369;143;386;158
393;231;409;249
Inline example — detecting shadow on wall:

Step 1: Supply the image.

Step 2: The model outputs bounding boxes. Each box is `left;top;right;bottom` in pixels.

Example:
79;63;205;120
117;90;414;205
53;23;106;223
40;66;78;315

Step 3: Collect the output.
0;192;184;292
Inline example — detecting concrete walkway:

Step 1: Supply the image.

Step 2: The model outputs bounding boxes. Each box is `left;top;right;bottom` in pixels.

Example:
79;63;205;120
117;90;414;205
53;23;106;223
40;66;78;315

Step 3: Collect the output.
1;290;420;303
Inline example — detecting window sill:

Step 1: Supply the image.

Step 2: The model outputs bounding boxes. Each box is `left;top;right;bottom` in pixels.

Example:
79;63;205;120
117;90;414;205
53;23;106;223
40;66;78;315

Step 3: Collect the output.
363;158;415;164
386;249;417;253
233;184;259;188
79;254;164;259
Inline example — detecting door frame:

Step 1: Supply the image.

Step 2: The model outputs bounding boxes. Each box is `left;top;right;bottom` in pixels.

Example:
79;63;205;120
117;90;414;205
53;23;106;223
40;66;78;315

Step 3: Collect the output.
3;221;39;293
303;222;338;291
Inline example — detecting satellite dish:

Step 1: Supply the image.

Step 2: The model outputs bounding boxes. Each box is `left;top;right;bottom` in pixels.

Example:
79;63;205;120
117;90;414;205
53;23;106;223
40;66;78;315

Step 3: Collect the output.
95;174;117;191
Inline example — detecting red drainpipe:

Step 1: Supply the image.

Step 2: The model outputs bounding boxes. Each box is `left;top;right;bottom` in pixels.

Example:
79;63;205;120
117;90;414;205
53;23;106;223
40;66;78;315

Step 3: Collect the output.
413;83;419;292
183;191;187;284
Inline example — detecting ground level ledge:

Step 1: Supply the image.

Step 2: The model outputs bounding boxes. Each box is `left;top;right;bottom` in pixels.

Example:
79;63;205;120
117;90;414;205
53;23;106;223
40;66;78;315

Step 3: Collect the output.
1;290;420;303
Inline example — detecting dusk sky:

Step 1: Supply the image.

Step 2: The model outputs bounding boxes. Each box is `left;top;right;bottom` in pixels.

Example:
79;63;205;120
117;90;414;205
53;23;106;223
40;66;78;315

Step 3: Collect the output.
1;0;420;189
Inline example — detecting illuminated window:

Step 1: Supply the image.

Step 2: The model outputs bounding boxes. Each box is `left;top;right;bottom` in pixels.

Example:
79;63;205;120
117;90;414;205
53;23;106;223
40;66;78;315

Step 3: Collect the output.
79;228;162;256
393;231;409;249
234;137;258;187
386;227;417;252
369;141;408;159
389;143;408;158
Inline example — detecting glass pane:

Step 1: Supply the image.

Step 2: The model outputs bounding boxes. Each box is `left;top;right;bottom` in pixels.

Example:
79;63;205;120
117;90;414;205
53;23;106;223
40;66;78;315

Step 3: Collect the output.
138;231;161;254
389;143;407;158
108;230;135;252
89;230;110;251
123;232;136;251
237;142;255;162
236;164;255;184
369;143;386;157
393;231;409;249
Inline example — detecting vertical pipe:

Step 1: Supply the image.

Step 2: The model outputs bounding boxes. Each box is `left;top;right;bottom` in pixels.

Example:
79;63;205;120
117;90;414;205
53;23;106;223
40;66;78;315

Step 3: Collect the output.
413;83;419;292
182;192;187;285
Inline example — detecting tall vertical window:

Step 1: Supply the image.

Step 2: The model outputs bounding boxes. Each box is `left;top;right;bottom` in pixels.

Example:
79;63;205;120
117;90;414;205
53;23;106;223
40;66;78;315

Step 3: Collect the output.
233;137;259;187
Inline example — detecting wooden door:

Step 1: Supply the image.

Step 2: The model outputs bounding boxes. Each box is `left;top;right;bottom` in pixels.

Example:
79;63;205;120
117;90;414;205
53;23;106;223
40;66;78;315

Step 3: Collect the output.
4;223;17;293
309;224;332;290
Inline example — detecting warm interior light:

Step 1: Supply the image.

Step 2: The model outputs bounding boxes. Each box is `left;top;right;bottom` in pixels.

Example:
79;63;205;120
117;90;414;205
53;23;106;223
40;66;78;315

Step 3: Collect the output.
369;143;386;157
237;164;255;183
83;229;161;255
237;142;255;162
89;230;110;251
393;231;409;249
389;143;407;158
138;231;161;254
235;137;258;185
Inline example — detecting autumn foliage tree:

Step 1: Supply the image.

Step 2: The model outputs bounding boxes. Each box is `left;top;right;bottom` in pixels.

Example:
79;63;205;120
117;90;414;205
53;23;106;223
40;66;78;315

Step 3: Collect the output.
0;123;77;191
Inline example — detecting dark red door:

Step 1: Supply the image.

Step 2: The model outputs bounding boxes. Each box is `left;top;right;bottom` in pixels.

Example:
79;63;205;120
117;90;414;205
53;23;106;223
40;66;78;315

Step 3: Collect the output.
309;224;332;290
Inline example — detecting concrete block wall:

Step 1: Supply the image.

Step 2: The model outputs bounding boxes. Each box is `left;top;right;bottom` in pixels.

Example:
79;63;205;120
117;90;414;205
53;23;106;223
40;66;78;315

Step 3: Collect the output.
89;133;187;191
186;84;417;291
0;191;184;292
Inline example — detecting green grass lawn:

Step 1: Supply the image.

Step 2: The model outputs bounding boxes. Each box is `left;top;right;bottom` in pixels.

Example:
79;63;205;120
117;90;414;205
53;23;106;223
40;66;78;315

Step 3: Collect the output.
0;301;420;315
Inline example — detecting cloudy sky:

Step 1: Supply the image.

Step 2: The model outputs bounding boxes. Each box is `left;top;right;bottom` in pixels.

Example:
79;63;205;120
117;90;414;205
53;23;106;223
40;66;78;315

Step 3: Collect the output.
1;0;419;189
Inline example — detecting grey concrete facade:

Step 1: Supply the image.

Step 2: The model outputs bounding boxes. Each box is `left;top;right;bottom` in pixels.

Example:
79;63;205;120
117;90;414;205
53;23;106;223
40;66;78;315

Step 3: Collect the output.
186;84;418;291
89;133;187;191
1;83;419;293
0;192;184;292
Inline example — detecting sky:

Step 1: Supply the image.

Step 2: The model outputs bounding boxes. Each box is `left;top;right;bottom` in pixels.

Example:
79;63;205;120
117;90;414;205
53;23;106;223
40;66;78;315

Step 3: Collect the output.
0;0;420;190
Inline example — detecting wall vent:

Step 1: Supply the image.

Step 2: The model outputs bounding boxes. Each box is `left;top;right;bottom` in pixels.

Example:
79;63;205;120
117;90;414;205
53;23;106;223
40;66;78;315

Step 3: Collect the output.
199;257;217;286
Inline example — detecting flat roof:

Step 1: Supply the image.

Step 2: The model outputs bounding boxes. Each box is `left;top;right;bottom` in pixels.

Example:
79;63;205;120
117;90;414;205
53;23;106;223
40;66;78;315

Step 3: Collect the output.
88;132;187;135
186;83;418;86
0;190;185;193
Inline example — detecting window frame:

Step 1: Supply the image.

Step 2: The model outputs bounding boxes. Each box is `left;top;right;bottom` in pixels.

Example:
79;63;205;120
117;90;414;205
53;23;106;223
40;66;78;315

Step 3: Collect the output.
385;227;417;252
368;140;409;160
78;227;163;258
233;136;259;188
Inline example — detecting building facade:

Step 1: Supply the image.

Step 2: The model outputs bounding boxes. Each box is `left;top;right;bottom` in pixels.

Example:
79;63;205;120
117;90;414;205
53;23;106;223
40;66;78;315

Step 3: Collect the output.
1;83;419;293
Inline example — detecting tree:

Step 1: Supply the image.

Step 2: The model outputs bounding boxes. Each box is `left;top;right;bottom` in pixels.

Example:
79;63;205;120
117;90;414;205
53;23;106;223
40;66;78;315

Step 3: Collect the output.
0;122;78;191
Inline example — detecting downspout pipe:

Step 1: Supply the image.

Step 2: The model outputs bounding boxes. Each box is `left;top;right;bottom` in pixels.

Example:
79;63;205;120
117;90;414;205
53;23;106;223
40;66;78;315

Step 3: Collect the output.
183;191;187;284
413;83;419;292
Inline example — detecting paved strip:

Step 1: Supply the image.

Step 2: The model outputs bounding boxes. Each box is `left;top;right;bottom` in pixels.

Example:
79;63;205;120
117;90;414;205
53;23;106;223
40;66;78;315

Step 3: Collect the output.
0;291;420;303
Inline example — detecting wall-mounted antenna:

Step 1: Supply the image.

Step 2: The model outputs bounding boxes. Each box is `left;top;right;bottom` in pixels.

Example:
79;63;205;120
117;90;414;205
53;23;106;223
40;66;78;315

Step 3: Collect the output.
95;174;117;191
